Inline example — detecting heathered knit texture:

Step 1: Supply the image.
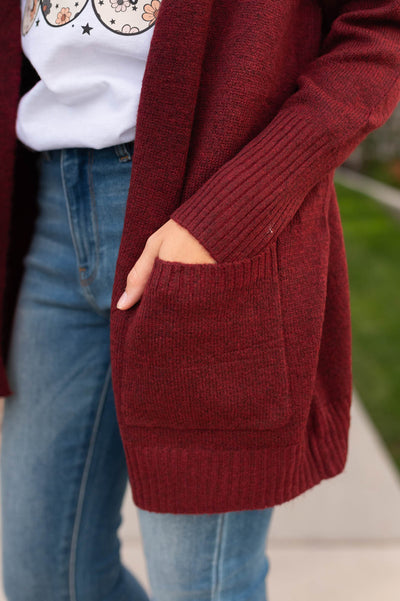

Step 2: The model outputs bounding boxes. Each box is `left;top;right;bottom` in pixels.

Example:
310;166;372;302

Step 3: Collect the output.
1;0;400;513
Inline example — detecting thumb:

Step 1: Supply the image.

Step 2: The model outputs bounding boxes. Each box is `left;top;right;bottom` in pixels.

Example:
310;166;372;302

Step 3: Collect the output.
116;240;158;310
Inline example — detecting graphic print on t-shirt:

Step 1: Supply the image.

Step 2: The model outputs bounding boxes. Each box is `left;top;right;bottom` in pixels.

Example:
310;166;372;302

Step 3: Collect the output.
22;0;161;36
22;0;40;34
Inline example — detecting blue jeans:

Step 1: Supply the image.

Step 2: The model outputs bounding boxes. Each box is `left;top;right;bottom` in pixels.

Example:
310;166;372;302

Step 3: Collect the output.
0;144;274;601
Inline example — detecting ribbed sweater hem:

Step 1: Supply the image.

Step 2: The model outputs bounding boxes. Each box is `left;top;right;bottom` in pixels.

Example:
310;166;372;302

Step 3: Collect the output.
121;405;350;514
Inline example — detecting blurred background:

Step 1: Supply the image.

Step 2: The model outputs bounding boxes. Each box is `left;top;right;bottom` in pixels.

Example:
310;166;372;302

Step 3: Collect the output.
338;106;400;476
0;111;400;600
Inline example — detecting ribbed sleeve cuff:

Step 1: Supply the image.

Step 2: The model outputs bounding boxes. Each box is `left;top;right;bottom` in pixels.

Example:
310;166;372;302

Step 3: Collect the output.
170;104;363;264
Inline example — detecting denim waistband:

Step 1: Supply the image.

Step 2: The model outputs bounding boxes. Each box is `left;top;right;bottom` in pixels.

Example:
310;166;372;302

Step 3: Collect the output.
112;141;135;162
41;140;135;163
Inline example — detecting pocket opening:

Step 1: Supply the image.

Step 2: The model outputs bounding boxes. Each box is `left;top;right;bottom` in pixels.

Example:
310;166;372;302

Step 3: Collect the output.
143;244;277;301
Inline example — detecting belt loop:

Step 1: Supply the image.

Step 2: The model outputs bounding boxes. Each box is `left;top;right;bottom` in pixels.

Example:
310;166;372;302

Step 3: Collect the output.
114;141;134;163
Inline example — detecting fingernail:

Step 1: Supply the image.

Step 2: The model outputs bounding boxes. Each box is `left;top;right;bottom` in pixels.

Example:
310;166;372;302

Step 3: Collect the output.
117;291;128;309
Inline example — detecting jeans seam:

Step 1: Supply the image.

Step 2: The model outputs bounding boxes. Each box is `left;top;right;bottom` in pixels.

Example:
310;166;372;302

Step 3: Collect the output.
60;150;92;284
79;149;112;320
61;148;99;288
211;513;225;601
75;149;99;287
80;283;111;321
61;149;108;320
68;363;113;601
82;149;101;286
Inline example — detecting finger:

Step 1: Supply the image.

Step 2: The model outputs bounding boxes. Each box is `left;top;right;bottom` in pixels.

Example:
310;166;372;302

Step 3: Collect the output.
116;239;158;310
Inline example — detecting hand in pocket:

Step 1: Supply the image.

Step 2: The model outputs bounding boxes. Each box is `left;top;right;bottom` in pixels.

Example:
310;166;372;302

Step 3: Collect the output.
116;218;216;310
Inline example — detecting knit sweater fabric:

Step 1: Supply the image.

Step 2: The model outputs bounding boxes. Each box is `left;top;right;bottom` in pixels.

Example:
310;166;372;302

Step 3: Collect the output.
1;0;400;514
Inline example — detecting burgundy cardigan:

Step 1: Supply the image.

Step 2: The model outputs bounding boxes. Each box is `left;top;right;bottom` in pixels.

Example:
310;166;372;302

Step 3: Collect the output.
1;0;400;514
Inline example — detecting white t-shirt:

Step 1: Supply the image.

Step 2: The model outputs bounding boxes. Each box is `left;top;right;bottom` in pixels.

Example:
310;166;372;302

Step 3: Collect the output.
16;0;160;151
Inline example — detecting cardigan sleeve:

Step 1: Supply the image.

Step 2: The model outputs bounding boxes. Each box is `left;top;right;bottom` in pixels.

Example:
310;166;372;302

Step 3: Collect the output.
169;0;400;263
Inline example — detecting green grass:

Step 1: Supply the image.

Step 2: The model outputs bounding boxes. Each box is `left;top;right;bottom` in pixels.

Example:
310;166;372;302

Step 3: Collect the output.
335;181;400;471
360;158;400;190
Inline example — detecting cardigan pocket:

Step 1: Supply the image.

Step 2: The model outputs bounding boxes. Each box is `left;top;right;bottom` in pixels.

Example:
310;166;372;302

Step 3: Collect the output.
119;240;292;431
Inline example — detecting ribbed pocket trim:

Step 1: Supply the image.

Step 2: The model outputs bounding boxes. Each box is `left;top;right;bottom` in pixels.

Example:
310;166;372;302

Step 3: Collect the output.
144;243;275;298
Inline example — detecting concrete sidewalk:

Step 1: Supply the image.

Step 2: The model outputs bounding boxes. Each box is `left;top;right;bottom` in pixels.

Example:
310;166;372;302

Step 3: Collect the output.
1;389;400;600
